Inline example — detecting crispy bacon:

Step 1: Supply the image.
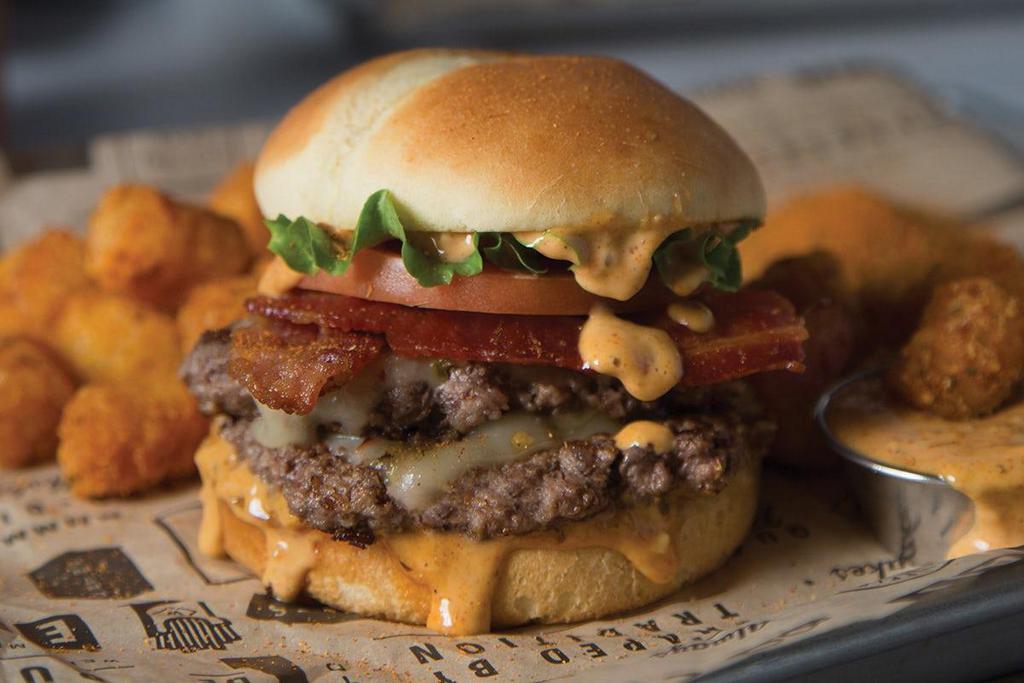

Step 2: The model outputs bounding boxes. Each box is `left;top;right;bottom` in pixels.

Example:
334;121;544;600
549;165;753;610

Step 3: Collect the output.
655;290;808;385
249;292;582;366
246;288;807;387
229;319;384;414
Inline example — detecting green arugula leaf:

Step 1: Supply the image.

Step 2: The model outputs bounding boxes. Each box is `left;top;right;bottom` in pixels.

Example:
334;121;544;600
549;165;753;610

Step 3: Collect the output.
272;189;689;285
359;189;484;286
266;214;350;276
265;189;485;287
400;233;483;286
653;222;756;293
479;233;549;274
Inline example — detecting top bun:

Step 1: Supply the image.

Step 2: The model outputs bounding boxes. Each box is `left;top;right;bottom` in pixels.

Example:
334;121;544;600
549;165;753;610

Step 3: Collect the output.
255;49;764;235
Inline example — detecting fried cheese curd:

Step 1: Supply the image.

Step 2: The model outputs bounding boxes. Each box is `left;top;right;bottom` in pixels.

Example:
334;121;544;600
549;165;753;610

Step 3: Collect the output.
86;184;251;309
0;337;76;468
58;378;207;497
0;229;93;341
208;161;269;256
887;277;1024;419
176;274;258;351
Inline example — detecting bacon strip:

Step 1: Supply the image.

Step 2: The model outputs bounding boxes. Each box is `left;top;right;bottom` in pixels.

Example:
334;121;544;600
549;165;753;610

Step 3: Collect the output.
229;320;384;414
247;289;807;387
657;290;808;385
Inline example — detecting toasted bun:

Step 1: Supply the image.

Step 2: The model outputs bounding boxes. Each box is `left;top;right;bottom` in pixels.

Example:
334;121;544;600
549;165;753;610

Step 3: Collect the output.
255;49;764;236
202;430;759;630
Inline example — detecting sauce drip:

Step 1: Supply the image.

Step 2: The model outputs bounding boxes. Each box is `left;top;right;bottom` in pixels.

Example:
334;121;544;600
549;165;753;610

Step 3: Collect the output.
196;433;696;635
668;301;715;333
408;232;478;263
263;529;319;602
516;225;702;301
197;481;225;557
664;265;709;297
385;533;508;634
828;377;1024;558
578;303;683;401
384;502;683;634
614;421;676;453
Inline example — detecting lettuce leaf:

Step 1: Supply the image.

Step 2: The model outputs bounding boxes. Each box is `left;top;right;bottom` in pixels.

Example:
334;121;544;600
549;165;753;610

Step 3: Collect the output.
265;189;483;287
479;233;549;274
265;214;350;276
653;222;755;293
267;188;751;290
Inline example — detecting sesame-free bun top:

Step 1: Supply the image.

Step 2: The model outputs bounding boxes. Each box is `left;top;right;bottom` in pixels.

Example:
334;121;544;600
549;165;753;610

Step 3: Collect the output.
255;48;765;235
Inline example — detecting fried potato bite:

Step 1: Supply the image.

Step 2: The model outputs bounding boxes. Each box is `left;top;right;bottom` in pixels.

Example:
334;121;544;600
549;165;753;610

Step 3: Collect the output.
57;377;207;497
176;274;256;351
887;277;1024;419
86;184;251;309
209;162;268;256
0;229;93;340
0;337;76;468
55;292;181;384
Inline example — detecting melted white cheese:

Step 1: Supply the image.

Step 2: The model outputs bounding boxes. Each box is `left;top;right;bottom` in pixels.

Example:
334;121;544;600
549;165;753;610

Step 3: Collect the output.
356;411;618;511
251;355;446;449
247;356;621;512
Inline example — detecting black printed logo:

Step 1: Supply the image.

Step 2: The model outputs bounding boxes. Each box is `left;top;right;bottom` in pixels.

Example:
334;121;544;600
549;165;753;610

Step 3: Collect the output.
15;614;100;651
131;601;241;653
29;547;153;599
221;656;309;683
246;593;349;625
153;502;252;586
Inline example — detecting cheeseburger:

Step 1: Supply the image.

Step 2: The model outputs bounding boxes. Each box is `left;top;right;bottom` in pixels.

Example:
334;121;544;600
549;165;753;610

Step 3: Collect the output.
181;49;807;635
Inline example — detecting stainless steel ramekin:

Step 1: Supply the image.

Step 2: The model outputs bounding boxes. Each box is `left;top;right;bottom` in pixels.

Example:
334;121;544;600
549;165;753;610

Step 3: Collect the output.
815;370;975;564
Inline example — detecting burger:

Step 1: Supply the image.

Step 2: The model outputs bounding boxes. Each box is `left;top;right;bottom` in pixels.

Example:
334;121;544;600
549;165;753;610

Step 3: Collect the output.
181;49;807;635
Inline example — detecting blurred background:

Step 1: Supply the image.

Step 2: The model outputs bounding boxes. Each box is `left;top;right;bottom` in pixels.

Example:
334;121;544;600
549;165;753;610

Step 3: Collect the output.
5;0;1024;171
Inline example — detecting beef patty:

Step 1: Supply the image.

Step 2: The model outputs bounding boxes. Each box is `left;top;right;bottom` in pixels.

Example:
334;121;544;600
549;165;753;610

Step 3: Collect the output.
182;328;744;439
183;329;774;543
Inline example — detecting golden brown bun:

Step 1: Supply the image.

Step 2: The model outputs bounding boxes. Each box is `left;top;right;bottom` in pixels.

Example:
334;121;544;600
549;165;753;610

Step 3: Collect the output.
205;431;759;629
255;49;764;236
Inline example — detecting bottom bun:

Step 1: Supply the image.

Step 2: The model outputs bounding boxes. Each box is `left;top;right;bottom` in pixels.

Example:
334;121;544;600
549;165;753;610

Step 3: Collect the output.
198;429;760;634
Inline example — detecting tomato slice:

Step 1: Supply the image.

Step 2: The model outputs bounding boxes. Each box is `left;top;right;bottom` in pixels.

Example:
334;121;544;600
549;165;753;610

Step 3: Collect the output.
297;246;674;316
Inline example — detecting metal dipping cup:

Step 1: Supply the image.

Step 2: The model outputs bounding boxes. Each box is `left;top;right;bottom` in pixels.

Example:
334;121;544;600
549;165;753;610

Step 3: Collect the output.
815;370;975;564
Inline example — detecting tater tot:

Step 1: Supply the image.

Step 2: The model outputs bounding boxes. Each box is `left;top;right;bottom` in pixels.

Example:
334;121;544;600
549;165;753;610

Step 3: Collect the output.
887;278;1024;419
86;184;251;309
176;274;256;351
0;337;76;468
55;292;181;384
57;377;207;497
0;229;93;340
208;162;268;256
